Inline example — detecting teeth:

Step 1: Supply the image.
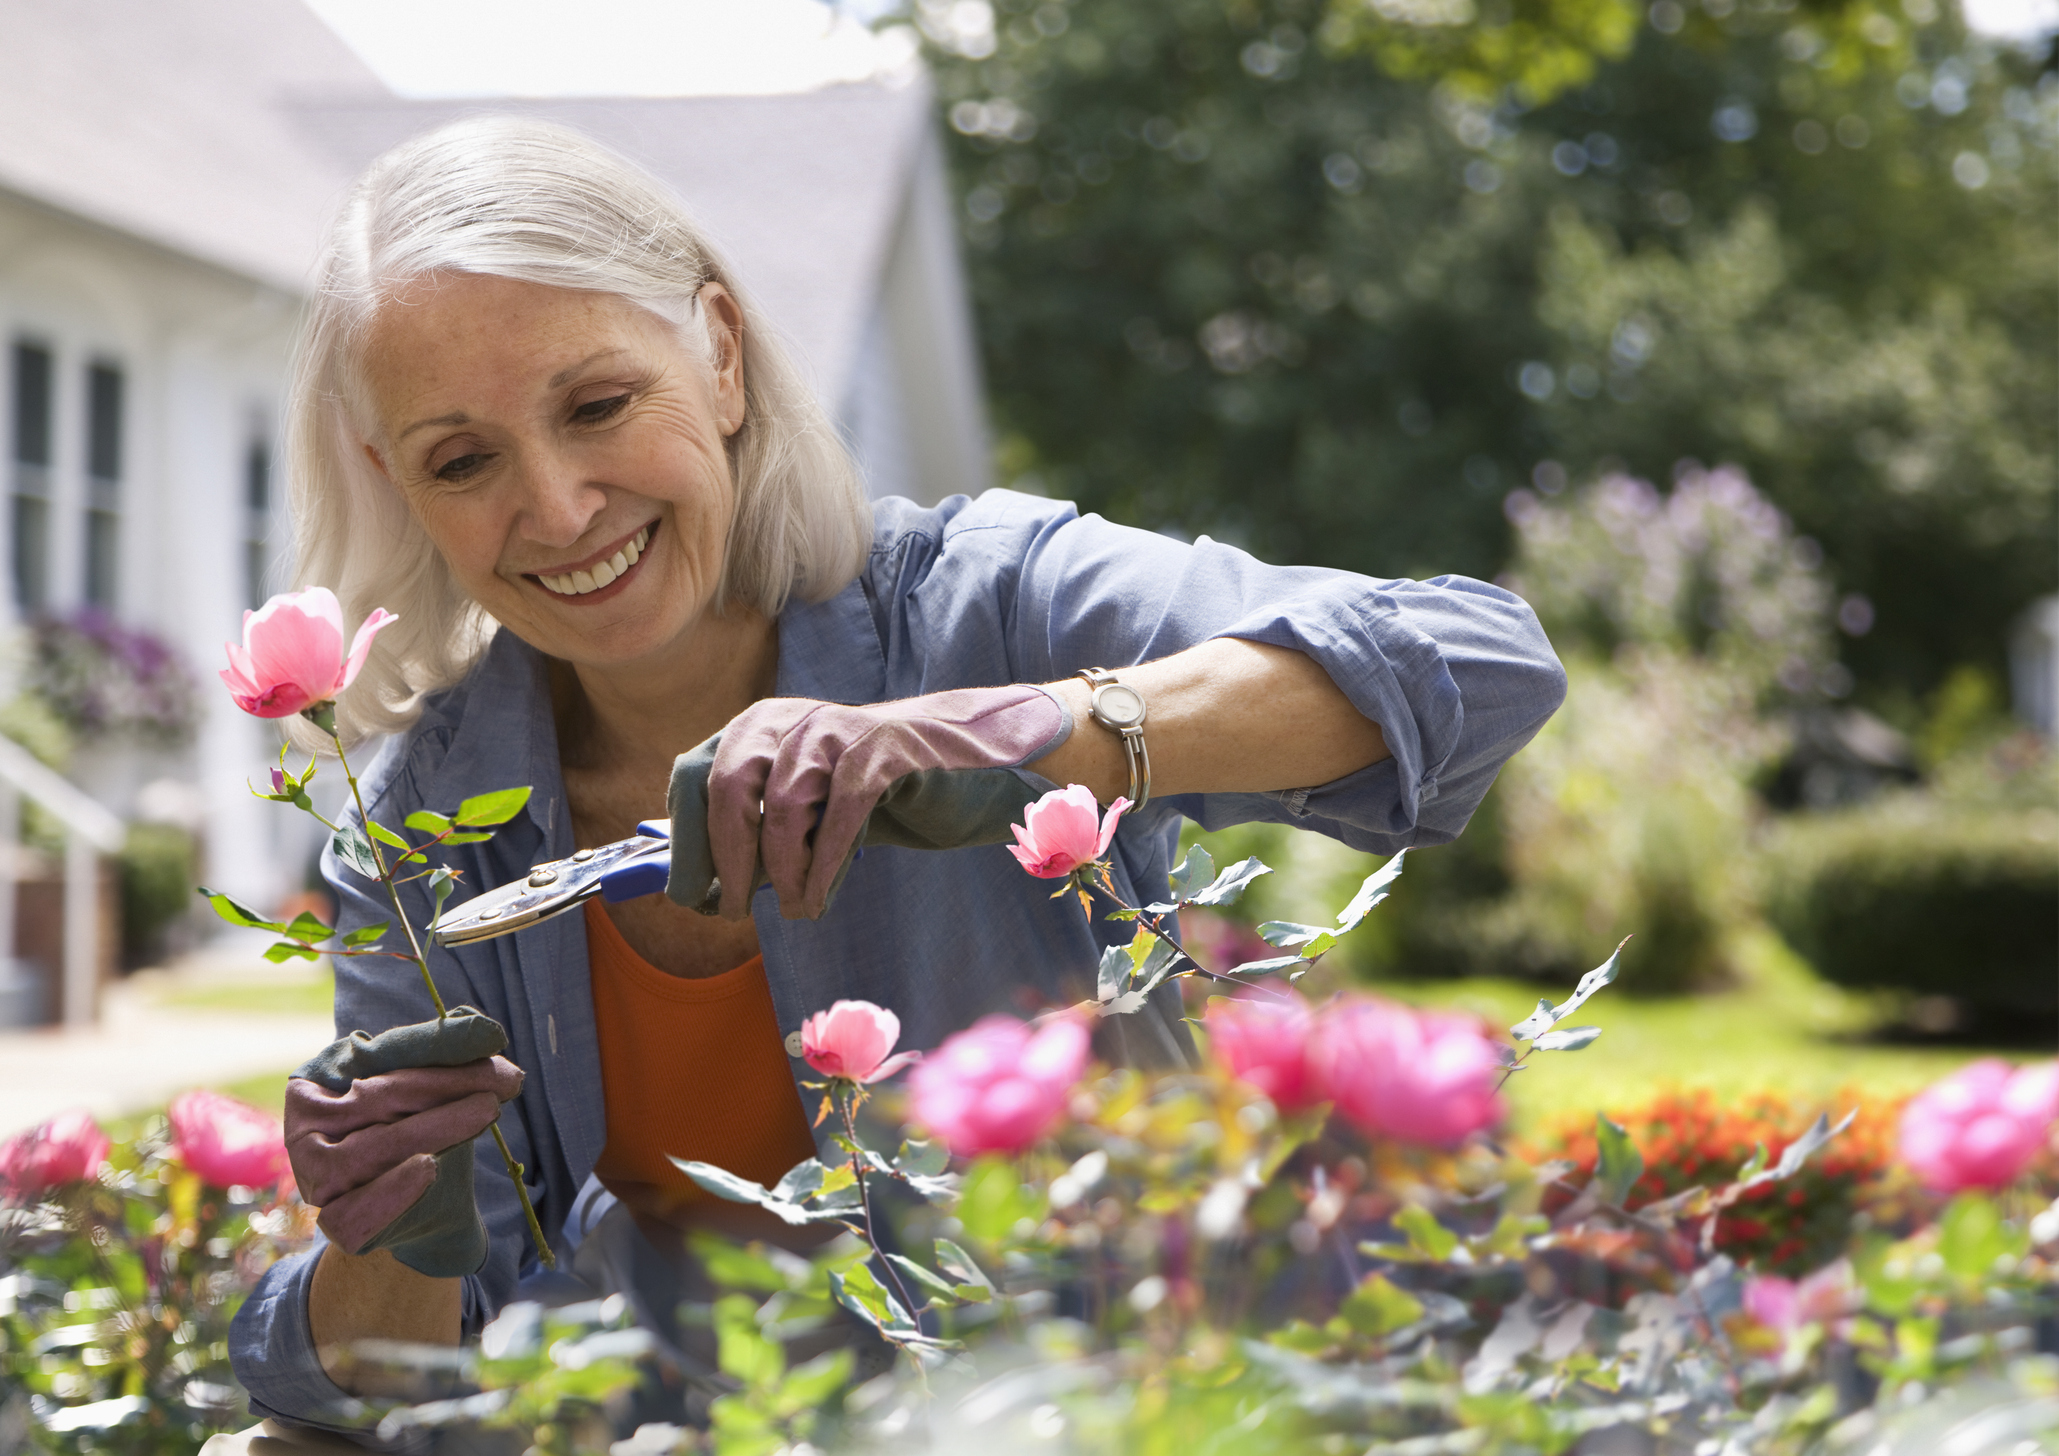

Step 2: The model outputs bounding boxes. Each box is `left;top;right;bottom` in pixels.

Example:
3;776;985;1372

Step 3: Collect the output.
537;526;653;597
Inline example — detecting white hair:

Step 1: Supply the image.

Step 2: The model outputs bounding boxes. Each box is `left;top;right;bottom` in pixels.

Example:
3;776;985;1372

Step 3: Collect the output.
288;115;873;744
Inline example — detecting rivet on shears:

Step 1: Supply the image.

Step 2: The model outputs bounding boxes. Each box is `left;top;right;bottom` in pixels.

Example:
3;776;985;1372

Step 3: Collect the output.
571;848;595;862
528;867;559;888
478;905;502;920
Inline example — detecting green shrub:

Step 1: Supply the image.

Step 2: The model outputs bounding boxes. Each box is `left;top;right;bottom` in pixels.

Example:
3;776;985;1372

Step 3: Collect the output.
119;823;195;969
1767;803;2058;1012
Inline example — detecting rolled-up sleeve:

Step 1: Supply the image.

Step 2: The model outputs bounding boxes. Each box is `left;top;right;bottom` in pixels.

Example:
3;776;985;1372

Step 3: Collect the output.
887;491;1566;854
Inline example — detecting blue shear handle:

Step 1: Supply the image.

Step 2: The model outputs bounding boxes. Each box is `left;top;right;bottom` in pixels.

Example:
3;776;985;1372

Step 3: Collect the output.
599;821;673;903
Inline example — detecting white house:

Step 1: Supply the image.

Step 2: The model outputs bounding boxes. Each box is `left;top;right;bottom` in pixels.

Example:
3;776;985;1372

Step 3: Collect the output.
0;0;987;929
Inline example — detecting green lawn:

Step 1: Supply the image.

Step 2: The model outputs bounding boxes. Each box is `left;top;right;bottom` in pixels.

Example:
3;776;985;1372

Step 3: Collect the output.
155;973;335;1019
1373;927;1989;1133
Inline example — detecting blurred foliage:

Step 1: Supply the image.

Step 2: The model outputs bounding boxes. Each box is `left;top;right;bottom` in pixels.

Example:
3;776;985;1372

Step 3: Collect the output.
901;0;2056;701
118;824;195;971
1764;738;2059;1015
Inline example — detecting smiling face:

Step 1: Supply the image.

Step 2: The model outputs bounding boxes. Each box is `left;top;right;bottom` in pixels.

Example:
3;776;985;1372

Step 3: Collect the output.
356;272;747;670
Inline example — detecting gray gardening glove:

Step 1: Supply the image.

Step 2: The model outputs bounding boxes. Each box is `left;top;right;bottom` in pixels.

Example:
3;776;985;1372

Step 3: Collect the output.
667;729;1045;919
286;1008;523;1279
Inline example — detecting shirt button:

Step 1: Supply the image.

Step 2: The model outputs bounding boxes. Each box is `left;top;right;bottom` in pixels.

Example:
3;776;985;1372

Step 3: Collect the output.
783;1031;805;1057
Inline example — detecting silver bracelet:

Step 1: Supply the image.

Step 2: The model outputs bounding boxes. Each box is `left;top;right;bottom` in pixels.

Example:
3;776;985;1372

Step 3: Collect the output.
1076;668;1150;811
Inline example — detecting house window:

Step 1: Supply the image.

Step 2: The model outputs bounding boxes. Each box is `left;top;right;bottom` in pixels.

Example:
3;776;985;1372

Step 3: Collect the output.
83;362;122;610
9;342;52;613
245;435;271;609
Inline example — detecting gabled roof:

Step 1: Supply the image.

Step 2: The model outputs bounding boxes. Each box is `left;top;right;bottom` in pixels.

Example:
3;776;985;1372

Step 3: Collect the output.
0;0;935;395
289;88;933;403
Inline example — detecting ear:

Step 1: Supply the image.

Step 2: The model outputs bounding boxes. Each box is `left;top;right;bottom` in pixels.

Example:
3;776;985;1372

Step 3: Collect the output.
698;282;747;437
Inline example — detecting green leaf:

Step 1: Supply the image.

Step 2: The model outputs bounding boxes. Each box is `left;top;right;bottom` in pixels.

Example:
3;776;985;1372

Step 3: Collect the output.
1509;998;1556;1042
689;1235;795;1294
283;912;334;943
343;922;389;948
1227;954;1311;976
1189;854;1272;908
1938;1192;2021;1281
885;1254;963;1304
331;823;383;881
894;1139;950;1178
1393;1203;1459;1262
933;1238;995;1294
1096;943;1131;1003
1127;929;1182;993
442;831;494;845
1338;1272;1426;1338
956;1155;1042;1245
1553;937;1629;1022
1165;843;1216;903
1594;1115;1644;1207
367;821;411;851
712;1294;785;1386
404;809;452;834
1257;919;1331;950
1331;849;1406;934
455;786;532;827
778;1347;855;1407
1534;1025;1602;1052
829;1265;916;1335
196;888;286;934
264;941;320;963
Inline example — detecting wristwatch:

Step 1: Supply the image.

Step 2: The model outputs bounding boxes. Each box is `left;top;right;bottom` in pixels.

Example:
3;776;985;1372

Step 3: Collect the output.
1076;668;1151;811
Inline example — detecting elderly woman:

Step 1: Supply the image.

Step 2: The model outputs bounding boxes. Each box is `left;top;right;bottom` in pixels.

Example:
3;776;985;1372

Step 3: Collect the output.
227;117;1563;1436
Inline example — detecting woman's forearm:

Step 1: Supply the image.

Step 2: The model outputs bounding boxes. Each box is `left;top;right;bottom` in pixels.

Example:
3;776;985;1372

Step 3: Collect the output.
1033;637;1389;805
308;1244;463;1394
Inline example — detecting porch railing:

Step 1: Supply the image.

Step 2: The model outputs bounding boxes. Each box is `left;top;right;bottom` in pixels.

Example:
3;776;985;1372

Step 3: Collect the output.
0;735;125;1026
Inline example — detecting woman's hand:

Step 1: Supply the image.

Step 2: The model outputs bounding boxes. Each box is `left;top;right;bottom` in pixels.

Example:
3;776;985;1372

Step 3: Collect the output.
706;684;1069;919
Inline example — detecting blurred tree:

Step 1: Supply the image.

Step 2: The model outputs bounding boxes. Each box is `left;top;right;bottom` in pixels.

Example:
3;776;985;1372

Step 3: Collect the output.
895;0;2055;700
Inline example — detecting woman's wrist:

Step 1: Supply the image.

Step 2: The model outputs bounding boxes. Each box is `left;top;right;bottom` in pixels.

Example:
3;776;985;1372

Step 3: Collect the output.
309;1244;463;1394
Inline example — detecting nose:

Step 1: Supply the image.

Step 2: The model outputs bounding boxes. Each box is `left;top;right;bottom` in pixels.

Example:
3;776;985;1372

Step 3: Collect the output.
514;450;608;551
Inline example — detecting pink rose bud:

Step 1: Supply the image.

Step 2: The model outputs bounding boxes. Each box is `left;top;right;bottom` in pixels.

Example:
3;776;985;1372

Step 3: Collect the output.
270;768;288;795
1743;1260;1857;1349
1006;783;1131;879
799;999;921;1084
1899;1058;2059;1193
1307;995;1506;1148
0;1109;110;1197
910;1012;1091;1157
1205;993;1325;1112
168;1089;289;1190
219;588;397;719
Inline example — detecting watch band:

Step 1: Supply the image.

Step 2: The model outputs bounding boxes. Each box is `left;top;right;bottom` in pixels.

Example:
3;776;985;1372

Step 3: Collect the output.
1076;668;1151;812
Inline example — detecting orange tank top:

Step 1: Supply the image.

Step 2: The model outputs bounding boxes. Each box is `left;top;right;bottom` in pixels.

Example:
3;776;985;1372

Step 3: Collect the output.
585;900;819;1225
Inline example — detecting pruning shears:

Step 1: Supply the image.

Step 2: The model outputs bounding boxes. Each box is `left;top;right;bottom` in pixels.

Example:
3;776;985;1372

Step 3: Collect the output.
429;820;683;947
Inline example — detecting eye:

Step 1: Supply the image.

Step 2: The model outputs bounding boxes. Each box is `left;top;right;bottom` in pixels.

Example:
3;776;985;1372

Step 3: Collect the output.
433;451;490;483
572;393;630;424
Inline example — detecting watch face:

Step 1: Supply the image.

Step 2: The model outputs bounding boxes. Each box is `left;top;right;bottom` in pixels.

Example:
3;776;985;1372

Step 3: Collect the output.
1094;683;1146;728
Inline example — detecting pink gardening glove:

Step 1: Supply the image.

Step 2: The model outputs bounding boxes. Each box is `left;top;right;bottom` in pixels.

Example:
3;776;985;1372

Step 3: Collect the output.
707;683;1070;919
285;1054;523;1261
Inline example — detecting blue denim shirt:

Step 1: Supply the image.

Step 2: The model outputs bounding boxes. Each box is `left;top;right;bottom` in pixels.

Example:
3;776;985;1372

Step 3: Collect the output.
229;489;1565;1430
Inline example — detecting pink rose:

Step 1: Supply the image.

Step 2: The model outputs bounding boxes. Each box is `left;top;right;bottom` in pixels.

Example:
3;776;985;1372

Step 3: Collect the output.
799;1000;921;1084
220;588;397;719
168;1090;289;1190
1307;995;1505;1148
0;1109;110;1197
1899;1059;2059;1193
1205;993;1324;1112
1743;1260;1857;1348
910;1013;1091;1157
1006;784;1131;879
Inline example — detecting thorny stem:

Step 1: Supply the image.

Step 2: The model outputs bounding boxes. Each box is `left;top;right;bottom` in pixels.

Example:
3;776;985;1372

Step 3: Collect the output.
325;727;556;1271
1081;862;1289;996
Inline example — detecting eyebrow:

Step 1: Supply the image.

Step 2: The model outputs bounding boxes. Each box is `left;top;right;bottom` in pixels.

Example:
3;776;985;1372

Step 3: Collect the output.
393;350;633;444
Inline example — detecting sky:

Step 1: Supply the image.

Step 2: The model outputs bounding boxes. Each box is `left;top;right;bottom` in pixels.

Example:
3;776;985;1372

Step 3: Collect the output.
302;0;916;98
304;0;2056;101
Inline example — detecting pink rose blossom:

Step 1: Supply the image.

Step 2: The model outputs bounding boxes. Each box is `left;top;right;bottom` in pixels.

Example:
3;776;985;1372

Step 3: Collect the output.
220;588;396;719
0;1109;110;1197
799;1000;921;1084
1899;1059;2059;1193
168;1090;289;1190
1205;993;1325;1112
910;1013;1092;1157
1743;1260;1858;1349
1006;784;1130;879
1307;995;1505;1147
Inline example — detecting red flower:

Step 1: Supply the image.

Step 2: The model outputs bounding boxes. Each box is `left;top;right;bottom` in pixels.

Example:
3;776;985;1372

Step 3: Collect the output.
798;1000;921;1085
219;588;395;719
168;1090;288;1190
1006;784;1129;878
0;1110;109;1197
